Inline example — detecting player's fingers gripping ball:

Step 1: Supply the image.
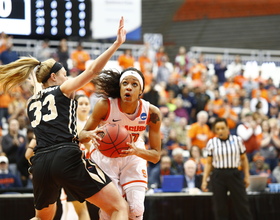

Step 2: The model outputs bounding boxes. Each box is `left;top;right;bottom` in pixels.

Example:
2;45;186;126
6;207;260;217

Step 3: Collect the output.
96;123;132;158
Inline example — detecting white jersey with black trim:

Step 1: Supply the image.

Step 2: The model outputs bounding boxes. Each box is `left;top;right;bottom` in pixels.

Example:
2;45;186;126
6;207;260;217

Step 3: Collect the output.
101;98;150;148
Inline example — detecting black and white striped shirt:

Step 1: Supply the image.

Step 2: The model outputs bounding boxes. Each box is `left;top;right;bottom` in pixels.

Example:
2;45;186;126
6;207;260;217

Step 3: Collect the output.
205;135;246;169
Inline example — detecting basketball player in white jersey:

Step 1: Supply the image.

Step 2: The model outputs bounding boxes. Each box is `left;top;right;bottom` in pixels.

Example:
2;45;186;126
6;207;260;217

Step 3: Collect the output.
79;67;162;220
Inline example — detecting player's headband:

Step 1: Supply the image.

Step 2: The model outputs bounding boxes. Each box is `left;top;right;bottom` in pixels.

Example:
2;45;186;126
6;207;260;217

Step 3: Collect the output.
42;62;63;83
119;70;143;91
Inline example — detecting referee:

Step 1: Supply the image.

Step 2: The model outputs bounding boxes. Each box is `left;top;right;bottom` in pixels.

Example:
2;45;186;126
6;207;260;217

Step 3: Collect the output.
201;117;252;220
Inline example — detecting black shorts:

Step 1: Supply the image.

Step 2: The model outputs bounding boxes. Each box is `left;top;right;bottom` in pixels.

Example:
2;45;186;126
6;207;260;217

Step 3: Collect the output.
30;143;111;210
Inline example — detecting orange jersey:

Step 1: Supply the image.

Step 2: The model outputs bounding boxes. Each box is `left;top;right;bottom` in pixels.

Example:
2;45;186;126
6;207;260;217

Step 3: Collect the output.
76;82;95;97
233;75;247;88
187;123;211;150
216;107;238;129
189;63;206;81
138;56;151;73
251;88;269;101
0;93;12;108
71;50;90;71
118;54;135;69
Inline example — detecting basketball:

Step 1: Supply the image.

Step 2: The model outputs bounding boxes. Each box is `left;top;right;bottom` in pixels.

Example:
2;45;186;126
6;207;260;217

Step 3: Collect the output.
96;123;132;158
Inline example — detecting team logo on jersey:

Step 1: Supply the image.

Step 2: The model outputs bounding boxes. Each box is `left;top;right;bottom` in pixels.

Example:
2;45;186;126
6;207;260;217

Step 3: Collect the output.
140;113;147;120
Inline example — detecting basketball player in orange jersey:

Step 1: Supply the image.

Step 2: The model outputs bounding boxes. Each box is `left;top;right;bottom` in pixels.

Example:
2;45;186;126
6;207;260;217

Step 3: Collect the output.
79;67;162;220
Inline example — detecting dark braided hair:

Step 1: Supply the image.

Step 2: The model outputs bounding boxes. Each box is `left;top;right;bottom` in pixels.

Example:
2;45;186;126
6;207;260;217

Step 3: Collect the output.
93;67;145;99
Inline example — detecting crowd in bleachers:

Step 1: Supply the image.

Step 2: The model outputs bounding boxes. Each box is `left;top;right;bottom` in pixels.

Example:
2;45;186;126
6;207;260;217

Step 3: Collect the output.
1;32;280;192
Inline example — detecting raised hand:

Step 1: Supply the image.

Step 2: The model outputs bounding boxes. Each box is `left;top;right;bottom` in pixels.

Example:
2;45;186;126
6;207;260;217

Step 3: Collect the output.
115;16;126;45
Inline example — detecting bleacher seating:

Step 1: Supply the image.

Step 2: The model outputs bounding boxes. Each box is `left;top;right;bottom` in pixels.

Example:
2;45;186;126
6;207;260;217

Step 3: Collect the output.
174;0;280;21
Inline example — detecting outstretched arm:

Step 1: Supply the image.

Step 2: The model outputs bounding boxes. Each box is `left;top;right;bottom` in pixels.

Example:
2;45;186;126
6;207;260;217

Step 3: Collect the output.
61;17;126;96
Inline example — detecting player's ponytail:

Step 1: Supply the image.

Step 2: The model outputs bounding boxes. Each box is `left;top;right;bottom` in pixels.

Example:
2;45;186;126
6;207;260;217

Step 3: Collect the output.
0;57;56;92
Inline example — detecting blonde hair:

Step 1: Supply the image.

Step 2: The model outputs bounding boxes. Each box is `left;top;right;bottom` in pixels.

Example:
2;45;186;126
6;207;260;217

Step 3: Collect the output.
0;57;56;92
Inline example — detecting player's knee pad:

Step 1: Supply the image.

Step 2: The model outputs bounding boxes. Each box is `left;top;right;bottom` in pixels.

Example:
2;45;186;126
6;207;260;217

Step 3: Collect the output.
126;186;146;220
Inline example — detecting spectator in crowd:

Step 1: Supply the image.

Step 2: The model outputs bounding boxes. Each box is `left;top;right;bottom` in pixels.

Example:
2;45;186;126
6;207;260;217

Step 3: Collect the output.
165;129;180;155
204;100;219;130
214;55;227;86
188;58;207;83
236;111;262;162
267;103;279;119
264;77;277;91
242;76;259;99
71;41;91;74
189;145;207;175
143;80;160;107
0;32;8;54
0;155;23;189
201;117;252;220
226;55;243;78
233;68;247;88
8;88;27;120
240;99;251;118
174;46;189;76
222;76;240;105
231;96;243;117
155;54;172;85
174;117;188;150
259;118;280;171
249;153;273;184
34;39;52;62
138;42;156;65
155;45;169;68
253;70;267;85
272;159;280;183
0;36;19;65
216;99;239;135
192;84;211;118
171;148;186;175
118;48;135;70
142;63;154;90
1;119;26;177
251;82;269;101
148;155;176;189
8;106;29;138
165;89;177;112
183;159;202;192
173;97;189;122
206;89;223;115
160;116;172;149
0;87;12;128
250;90;269;115
206;74;219;91
138;49;152;74
166;76;180;98
179;84;196;123
187;110;212;151
53;38;70;75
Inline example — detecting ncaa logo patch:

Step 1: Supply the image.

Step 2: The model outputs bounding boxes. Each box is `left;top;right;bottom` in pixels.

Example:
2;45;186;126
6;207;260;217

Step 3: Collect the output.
140;112;147;120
